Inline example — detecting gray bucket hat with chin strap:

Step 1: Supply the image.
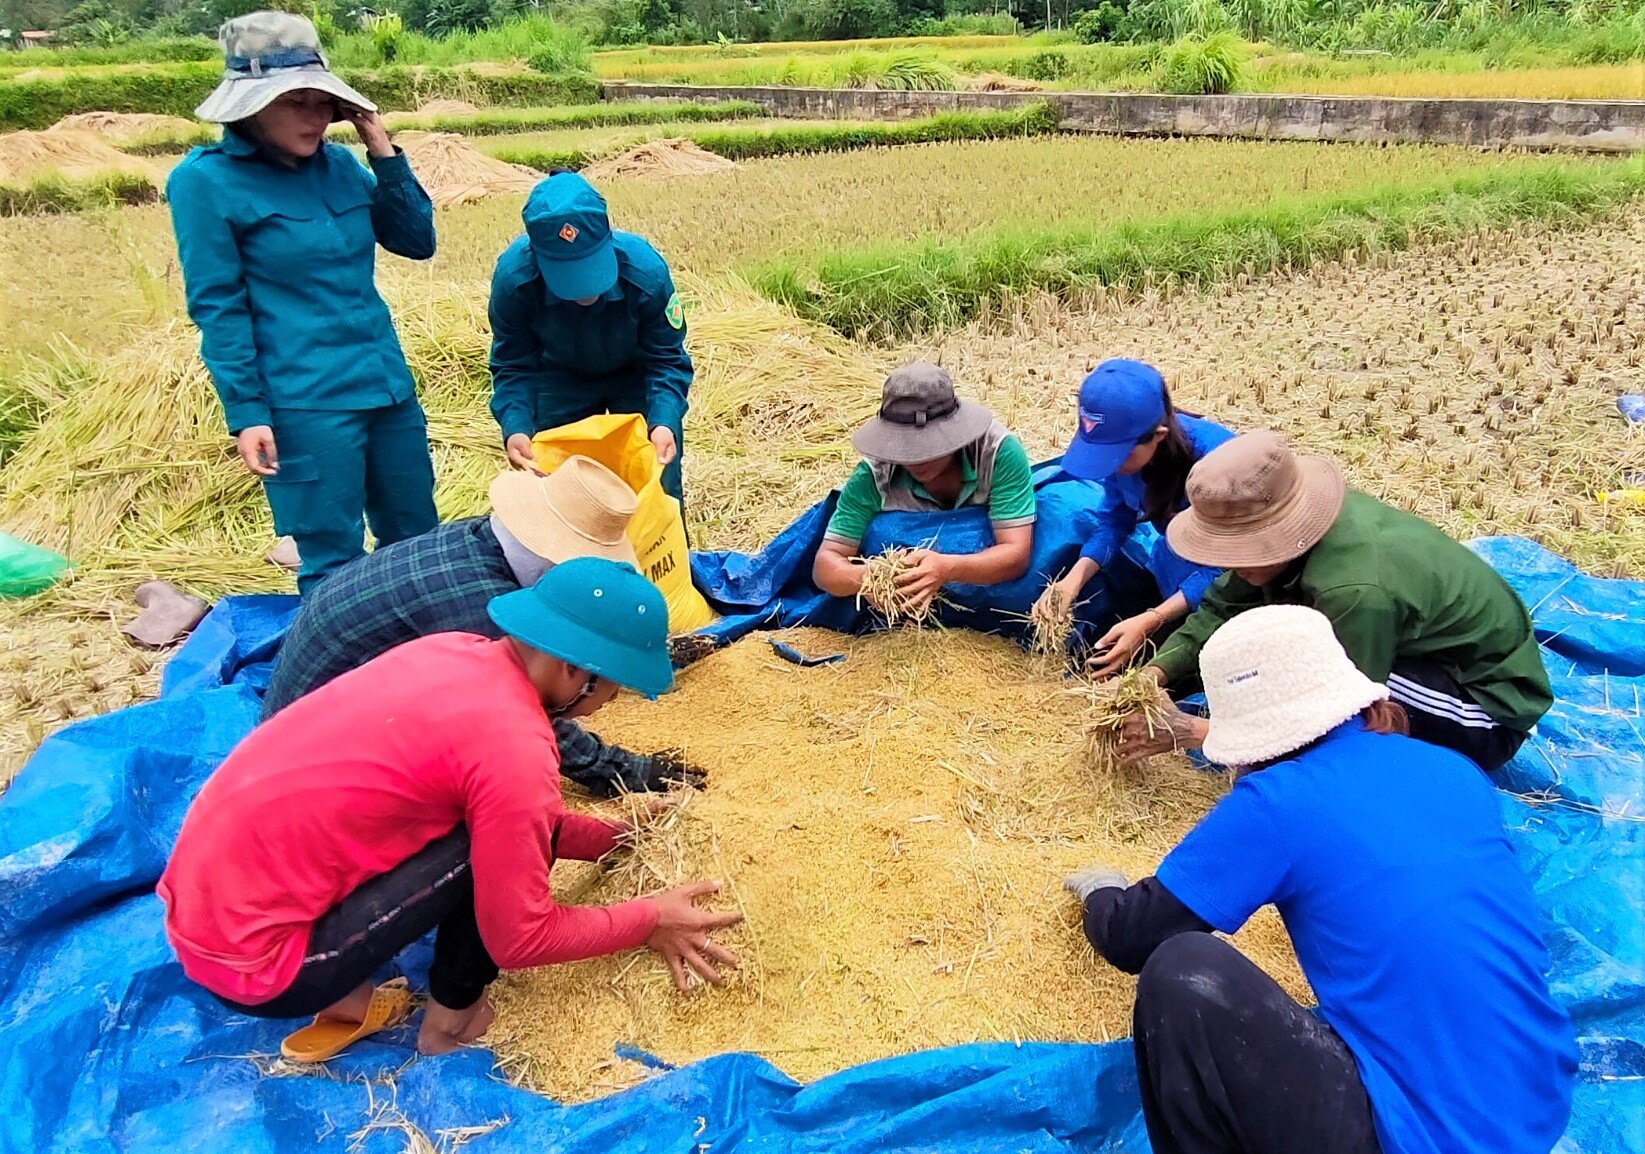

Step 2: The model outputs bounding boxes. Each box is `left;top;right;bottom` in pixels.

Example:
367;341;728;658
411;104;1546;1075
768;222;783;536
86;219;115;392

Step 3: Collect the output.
194;10;376;125
851;362;996;466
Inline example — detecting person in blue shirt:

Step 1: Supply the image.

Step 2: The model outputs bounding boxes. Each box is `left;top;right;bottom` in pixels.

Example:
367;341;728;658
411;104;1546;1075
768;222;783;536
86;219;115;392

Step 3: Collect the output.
488;173;694;504
1034;359;1233;677
1066;604;1576;1154
168;11;438;596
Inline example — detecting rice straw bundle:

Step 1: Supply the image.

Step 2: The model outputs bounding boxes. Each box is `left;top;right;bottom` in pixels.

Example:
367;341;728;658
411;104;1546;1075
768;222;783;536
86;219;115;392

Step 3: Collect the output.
0;128;157;182
1069;667;1180;786
1027;585;1075;661
391;131;539;207
583;138;734;182
856;546;938;628
488;628;1301;1101
50;112;200;144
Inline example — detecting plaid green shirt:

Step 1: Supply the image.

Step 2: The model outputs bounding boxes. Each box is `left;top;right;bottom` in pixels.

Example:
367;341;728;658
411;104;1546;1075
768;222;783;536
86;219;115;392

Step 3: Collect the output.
261;516;609;773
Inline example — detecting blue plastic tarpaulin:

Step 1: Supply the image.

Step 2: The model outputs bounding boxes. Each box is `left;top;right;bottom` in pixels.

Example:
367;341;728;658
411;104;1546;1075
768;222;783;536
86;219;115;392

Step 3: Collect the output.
690;465;1161;647
1;536;1641;1154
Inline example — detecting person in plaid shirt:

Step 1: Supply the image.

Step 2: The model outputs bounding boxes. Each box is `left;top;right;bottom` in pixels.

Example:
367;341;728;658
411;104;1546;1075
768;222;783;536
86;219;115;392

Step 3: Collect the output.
261;460;701;796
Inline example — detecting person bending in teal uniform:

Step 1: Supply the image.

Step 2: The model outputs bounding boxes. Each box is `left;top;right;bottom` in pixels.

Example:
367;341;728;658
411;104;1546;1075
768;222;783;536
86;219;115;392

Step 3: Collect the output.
488;173;694;503
169;11;439;595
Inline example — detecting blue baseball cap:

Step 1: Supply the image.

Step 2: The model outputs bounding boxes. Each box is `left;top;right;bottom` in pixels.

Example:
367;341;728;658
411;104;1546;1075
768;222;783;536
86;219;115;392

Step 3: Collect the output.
523;173;618;302
1061;359;1168;481
488;557;674;699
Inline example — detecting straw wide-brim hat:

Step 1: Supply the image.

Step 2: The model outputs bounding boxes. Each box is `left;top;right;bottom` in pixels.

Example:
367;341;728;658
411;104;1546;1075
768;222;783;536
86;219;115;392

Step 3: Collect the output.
852;362;995;465
195;11;375;124
489;457;638;568
1200;604;1388;766
1166;430;1347;568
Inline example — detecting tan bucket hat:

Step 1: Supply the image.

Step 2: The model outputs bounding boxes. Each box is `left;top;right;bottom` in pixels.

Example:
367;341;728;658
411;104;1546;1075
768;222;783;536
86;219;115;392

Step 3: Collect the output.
195;11;375;125
1166;431;1346;568
489;457;638;567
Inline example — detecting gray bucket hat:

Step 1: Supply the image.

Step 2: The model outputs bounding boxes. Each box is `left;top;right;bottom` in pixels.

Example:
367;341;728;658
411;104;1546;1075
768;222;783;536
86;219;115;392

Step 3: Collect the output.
194;11;375;125
851;363;995;465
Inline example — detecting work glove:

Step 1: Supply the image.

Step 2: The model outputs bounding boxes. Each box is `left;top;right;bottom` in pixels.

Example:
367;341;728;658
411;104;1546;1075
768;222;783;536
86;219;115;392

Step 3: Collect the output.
1063;865;1130;903
620;747;708;794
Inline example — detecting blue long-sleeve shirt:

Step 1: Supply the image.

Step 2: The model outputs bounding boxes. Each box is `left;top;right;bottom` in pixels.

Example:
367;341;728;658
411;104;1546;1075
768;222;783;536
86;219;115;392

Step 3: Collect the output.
487;231;693;444
167;131;435;434
1080;413;1234;608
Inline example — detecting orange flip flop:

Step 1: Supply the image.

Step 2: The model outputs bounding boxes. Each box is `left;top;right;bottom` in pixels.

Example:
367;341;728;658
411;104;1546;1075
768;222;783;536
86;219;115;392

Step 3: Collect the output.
280;977;414;1063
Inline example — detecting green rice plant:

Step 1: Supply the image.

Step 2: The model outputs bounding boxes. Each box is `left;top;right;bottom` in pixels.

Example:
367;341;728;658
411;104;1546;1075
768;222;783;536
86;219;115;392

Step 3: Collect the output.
871;51;960;91
0;171;157;216
752;157;1645;337
1153;31;1249;94
488;105;1064;170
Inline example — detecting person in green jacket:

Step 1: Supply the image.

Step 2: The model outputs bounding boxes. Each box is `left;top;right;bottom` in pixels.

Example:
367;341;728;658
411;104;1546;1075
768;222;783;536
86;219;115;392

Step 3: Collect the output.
1117;431;1551;772
169;11;438;596
489;173;692;504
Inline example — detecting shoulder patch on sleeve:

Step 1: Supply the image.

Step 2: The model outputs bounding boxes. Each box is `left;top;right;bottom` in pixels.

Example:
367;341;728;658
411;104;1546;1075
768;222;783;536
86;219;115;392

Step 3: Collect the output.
664;292;684;329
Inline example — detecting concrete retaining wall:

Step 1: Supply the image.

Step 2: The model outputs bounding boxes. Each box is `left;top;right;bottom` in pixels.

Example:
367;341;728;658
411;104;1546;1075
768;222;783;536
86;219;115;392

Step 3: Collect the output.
603;82;1645;153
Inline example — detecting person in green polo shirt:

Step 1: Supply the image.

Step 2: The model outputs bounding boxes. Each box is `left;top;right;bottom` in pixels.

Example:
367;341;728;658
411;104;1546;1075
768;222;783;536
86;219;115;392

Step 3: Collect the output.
812;363;1036;615
1115;431;1551;773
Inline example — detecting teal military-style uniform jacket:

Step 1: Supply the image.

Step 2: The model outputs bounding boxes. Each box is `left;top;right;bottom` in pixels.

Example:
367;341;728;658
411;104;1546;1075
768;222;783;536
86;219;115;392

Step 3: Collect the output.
487;231;694;501
168;130;439;594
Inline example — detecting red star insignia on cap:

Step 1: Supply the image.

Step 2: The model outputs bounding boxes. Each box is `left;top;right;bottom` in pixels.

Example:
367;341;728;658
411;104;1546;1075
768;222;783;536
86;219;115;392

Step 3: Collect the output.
559;223;578;243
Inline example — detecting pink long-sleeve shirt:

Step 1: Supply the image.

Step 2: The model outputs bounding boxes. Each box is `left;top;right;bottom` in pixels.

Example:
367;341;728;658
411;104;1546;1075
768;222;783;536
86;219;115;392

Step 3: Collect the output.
157;632;658;1004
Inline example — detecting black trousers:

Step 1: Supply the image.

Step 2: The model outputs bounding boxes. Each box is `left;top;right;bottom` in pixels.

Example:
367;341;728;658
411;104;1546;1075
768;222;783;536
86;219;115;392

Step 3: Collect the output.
1386;658;1528;773
216;828;498;1019
1133;933;1382;1154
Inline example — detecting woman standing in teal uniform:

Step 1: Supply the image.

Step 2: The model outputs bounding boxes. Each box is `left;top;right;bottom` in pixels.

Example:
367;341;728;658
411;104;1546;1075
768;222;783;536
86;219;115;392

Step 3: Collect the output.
169;11;439;595
1035;359;1234;676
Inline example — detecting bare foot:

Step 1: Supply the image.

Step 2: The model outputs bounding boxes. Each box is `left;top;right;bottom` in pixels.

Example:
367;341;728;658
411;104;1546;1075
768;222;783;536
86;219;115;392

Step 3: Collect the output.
314;982;374;1026
416;992;495;1055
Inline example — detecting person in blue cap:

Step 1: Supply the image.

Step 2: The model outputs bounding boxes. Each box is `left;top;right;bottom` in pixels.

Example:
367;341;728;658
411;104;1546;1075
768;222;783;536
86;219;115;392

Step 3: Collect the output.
161;557;740;1063
169;11;440;596
1035;359;1234;677
489;172;694;503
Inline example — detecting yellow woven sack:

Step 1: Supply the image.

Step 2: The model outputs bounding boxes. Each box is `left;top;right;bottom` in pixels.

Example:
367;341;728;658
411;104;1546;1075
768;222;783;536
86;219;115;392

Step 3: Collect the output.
531;413;715;634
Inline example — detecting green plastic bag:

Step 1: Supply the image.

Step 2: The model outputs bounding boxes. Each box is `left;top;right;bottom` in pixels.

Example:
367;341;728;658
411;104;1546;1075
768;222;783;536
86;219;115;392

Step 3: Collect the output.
0;530;69;598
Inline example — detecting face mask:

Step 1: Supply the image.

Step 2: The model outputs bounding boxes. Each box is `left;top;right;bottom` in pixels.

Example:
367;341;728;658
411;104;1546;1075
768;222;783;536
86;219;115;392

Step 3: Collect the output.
549;673;598;720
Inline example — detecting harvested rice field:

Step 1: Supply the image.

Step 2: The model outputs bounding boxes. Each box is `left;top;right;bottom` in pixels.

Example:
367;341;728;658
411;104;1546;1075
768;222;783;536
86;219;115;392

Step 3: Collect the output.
489;626;1304;1099
0;135;1604;368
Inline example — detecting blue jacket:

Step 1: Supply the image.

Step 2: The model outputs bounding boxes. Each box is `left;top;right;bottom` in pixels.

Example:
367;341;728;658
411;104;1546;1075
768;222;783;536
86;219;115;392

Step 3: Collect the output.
487;230;693;443
167;132;435;434
1080;413;1234;608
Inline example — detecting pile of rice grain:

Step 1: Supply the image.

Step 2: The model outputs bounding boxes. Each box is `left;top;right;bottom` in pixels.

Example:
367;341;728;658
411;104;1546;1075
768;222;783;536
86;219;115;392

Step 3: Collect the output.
489;627;1306;1100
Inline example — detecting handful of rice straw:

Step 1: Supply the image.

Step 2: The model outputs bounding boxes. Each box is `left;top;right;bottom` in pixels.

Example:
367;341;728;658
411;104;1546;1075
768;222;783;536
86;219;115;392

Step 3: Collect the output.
1069;667;1179;784
1028;585;1075;660
856;547;940;629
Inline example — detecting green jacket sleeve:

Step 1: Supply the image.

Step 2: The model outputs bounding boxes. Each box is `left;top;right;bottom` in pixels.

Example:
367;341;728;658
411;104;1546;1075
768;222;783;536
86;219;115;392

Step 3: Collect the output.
168;159;270;435
635;275;692;437
1310;583;1401;683
487;263;541;444
1150;573;1265;686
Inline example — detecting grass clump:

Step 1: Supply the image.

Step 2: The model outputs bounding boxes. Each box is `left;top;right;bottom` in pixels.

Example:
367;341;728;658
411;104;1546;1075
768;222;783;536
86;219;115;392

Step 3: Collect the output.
0;171;156;215
491;104;1063;171
754;156;1645;337
874;51;961;91
1154;31;1249;94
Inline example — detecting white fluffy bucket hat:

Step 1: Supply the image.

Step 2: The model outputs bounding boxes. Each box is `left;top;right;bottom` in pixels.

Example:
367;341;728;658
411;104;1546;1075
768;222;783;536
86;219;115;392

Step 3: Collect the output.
1200;604;1388;766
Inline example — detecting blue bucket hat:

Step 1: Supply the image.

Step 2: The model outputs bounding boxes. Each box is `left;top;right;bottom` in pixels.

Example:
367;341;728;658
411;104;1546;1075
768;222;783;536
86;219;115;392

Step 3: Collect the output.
1061;359;1168;481
524;173;619;303
488;557;673;699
